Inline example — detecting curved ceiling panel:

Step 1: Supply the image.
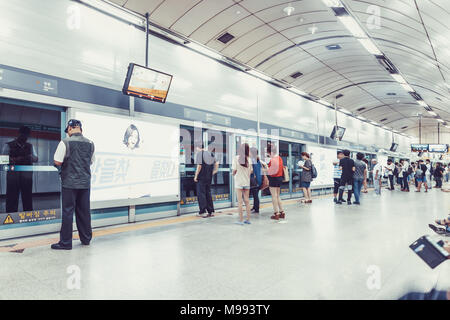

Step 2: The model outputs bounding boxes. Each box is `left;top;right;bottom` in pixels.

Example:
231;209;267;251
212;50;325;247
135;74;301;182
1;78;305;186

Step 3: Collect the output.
110;0;450;134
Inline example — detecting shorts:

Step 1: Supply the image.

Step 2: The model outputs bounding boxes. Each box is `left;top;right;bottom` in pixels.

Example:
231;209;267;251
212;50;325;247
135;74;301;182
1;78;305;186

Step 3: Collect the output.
416;177;424;183
268;176;283;188
339;177;353;190
301;181;311;188
333;178;341;194
236;186;250;190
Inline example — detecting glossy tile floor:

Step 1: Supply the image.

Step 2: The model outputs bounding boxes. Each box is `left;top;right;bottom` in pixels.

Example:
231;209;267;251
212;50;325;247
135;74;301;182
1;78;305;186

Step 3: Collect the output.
1;184;449;300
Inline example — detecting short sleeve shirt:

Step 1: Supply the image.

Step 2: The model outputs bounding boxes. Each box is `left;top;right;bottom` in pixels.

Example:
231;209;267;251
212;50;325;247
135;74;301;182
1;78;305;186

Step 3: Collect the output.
339;158;355;180
301;159;312;182
353;160;367;180
232;155;252;188
195;151;215;182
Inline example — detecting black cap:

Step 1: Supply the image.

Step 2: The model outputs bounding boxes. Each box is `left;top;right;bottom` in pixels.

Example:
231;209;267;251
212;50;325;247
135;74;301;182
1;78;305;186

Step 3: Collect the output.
65;119;82;133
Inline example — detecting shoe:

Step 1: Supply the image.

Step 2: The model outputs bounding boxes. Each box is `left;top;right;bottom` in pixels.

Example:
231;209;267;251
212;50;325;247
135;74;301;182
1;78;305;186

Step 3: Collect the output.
279;211;285;219
51;243;72;250
347;201;352;205
81;242;90;246
354;201;360;205
244;220;251;224
336;200;343;205
251;209;259;214
270;213;280;220
203;213;215;218
333;198;337;203
197;213;206;217
235;221;244;225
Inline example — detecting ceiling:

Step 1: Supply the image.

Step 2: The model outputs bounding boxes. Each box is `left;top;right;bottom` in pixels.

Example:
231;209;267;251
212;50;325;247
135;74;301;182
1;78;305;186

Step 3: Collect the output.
110;0;450;135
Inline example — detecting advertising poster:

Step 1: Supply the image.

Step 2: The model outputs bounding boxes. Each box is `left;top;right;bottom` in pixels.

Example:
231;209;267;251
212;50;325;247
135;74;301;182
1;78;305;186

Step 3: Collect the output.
74;111;180;202
308;146;337;187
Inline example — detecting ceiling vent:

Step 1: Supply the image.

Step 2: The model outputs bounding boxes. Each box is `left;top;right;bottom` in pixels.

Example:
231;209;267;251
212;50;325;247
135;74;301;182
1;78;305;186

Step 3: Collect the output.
380;118;388;122
335;94;344;99
331;7;349;16
217;32;235;44
357;107;366;112
326;44;341;50
401;126;408;129
377;56;398;74
409;92;422;100
290;71;303;79
386;92;397;96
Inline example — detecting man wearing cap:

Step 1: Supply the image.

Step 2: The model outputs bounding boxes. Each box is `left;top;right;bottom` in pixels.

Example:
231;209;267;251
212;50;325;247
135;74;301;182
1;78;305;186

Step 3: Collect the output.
51;119;95;250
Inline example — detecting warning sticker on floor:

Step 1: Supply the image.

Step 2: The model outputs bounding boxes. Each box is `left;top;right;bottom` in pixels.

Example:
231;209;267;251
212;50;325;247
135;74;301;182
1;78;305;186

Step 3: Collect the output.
3;214;14;224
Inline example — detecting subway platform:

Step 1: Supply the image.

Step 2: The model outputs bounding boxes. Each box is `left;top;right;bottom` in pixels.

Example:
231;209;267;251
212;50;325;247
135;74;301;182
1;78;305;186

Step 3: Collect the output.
1;185;449;300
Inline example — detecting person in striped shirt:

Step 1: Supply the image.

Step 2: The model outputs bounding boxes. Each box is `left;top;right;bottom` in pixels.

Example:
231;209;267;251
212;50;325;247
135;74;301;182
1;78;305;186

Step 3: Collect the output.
333;150;344;203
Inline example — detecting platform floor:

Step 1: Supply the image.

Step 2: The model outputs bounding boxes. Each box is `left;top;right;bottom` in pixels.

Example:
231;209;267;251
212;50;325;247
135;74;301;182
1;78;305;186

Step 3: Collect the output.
1;184;449;300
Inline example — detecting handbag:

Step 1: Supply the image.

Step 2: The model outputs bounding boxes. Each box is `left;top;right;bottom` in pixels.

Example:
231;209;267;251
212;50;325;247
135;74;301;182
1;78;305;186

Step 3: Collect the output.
282;166;289;182
260;175;269;190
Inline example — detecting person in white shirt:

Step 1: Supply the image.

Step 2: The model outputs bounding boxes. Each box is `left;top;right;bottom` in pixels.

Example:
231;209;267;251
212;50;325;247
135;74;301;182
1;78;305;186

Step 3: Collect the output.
425;159;432;190
372;159;382;195
232;143;253;225
399;159;410;192
384;159;395;190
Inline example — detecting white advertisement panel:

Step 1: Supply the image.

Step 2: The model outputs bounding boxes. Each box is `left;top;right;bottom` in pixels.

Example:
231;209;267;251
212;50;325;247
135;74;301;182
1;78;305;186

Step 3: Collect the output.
73;111;179;202
308;146;337;187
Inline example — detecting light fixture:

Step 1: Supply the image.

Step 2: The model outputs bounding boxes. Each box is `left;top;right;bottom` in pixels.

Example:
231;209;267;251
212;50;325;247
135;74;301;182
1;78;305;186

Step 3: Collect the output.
186;42;223;60
358;38;382;55
289;87;307;96
391;73;406;84
428;111;437;116
338;16;366;38
400;83;414;92
322;0;343;7
283;6;295;16
79;0;145;26
437;119;444;123
417;100;427;107
357;116;366;120
339;108;352;115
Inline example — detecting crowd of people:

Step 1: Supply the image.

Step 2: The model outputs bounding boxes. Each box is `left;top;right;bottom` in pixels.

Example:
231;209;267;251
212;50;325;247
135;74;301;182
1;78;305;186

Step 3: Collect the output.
193;142;449;224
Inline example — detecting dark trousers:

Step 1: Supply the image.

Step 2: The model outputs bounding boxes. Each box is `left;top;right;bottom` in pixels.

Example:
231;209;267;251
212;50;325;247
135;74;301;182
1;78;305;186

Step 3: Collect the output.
402;176;409;191
388;175;394;190
196;180;214;214
60;187;92;247
6;172;33;213
338;178;353;201
250;187;260;212
435;177;443;188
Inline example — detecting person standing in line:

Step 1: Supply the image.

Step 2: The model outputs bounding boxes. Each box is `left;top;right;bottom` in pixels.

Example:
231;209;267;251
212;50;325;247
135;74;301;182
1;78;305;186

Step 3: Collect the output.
362;158;369;193
372;159;382;196
385;159;395;190
299;152;313;203
415;160;428;193
425;159;432;190
51;119;95;250
401;159;410;192
250;147;266;214
332;151;344;202
336;150;355;205
353;153;367;205
394;162;400;186
434;162;444;189
266;143;285;220
194;143;219;218
445;163;450;183
232;143;253;225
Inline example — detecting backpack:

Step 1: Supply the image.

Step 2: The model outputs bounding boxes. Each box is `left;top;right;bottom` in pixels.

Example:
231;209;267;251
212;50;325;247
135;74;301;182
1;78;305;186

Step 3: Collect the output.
311;164;318;179
407;166;413;175
393;167;398;176
416;168;424;178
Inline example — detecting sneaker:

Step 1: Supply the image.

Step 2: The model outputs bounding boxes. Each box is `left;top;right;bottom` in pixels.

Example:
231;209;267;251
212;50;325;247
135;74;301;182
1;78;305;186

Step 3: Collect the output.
336;200;343;205
244;220;251;224
270;214;280;220
235;221;244;225
353;201;360;205
251;209;259;214
333;198;337;203
51;243;72;250
347;201;352;205
203;213;215;218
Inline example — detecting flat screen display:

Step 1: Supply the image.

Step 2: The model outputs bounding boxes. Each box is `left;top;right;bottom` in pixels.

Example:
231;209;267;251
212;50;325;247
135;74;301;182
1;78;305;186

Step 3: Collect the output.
390;143;398;152
122;63;173;103
330;125;346;141
73;111;179;202
411;144;428;152
428;144;448;153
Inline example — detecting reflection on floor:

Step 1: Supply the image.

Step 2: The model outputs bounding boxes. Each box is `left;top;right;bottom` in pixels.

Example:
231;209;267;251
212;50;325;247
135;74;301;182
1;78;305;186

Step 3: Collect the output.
0;185;449;300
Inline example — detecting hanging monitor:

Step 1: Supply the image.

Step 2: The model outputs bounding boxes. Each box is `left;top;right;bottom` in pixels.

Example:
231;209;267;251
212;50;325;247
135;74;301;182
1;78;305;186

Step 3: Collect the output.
428;144;448;153
390;143;398;152
122;63;173;103
411;144;428;152
330;125;346;141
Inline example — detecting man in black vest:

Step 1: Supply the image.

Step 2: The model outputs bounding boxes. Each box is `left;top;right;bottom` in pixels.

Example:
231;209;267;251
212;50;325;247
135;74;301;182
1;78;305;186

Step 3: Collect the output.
2;126;38;213
52;119;95;250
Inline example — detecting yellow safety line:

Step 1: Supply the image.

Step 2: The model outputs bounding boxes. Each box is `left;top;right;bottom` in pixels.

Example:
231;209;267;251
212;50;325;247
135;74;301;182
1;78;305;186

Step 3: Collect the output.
0;189;372;253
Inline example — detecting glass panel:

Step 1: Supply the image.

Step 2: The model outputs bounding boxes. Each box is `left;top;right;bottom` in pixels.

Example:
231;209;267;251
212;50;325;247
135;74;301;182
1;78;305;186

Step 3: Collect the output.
291;143;305;194
0;102;61;225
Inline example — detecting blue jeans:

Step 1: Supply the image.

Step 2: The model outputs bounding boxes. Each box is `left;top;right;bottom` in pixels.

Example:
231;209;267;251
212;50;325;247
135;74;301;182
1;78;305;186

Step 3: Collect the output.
353;178;364;203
